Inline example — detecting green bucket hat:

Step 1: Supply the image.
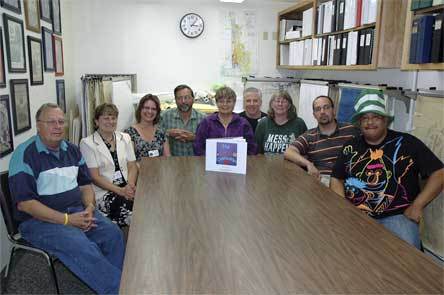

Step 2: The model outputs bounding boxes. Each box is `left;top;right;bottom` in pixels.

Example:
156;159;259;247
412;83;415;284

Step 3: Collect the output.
351;89;394;125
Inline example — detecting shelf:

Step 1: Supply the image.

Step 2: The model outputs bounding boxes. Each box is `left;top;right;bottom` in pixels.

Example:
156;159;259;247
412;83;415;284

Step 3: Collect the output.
315;23;376;37
411;4;444;15
280;35;313;44
279;0;313;18
277;64;377;71
401;0;444;70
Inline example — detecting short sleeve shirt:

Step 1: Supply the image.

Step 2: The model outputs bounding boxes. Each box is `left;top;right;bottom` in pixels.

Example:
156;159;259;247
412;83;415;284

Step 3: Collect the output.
291;122;359;175
160;108;206;156
8;135;92;222
331;129;444;218
125;126;167;160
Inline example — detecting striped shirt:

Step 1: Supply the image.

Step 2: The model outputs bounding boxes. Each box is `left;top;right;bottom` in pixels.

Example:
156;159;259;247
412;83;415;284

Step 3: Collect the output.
8;135;92;222
291;122;359;175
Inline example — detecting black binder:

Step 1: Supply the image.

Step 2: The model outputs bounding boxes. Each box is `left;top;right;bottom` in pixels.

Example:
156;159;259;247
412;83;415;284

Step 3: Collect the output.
431;13;443;63
410;18;419;64
365;28;374;64
336;0;345;31
321;36;329;65
357;29;366;64
333;34;342;65
340;33;348;65
332;0;337;32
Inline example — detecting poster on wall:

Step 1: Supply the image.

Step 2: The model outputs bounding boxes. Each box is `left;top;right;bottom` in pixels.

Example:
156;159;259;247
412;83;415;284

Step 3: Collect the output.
52;0;61;35
3;14;26;73
56;80;65;113
220;10;258;77
27;36;44;85
1;0;21;14
10;79;31;135
0;95;14;158
53;35;63;76
0;28;6;88
39;0;51;22
24;0;41;33
42;26;54;71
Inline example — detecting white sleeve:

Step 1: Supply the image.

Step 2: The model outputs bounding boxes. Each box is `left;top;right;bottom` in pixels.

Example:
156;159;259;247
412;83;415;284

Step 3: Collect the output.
123;133;136;162
79;139;99;168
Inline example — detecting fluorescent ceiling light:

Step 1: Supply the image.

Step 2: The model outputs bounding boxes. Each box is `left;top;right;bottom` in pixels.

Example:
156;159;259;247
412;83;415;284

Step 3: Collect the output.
220;0;245;3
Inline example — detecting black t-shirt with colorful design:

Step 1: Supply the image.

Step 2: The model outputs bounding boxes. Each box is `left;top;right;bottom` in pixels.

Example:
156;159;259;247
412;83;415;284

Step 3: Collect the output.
331;129;443;218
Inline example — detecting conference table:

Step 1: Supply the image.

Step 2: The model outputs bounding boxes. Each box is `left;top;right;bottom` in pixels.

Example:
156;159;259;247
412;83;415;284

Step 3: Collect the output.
120;156;443;294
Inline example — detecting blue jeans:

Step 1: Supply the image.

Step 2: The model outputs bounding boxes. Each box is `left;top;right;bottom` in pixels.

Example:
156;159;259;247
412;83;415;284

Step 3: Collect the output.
19;208;125;294
376;214;421;250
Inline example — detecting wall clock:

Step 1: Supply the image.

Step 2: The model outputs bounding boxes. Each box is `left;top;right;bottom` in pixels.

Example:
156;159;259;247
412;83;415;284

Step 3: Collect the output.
180;13;204;38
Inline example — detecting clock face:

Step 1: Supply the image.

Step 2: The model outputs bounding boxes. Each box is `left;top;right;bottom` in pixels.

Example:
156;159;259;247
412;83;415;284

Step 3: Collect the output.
180;13;204;38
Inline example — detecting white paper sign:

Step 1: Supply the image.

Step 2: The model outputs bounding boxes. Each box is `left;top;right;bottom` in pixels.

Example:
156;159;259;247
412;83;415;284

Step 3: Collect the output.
205;137;247;175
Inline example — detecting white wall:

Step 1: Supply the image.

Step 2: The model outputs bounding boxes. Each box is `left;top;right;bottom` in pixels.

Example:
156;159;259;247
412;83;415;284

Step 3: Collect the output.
63;0;291;107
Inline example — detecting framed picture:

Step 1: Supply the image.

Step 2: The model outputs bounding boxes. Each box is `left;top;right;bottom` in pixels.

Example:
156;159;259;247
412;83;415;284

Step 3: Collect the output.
0;95;14;158
0;28;6;88
27;36;44;85
56;80;65;112
3;14;26;73
41;26;54;71
24;0;41;33
53;35;63;76
51;0;61;35
39;0;51;23
1;0;21;14
10;79;31;135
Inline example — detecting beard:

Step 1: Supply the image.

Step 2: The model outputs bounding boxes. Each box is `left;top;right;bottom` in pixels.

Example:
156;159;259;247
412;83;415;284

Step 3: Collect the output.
178;104;191;112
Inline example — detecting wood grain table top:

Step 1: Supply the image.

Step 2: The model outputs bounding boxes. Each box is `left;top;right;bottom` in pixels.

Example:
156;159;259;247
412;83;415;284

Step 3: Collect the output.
120;155;443;294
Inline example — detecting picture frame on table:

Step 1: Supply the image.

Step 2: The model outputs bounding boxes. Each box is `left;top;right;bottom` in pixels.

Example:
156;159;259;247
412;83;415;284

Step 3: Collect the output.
41;26;54;71
10;79;31;135
1;0;21;14
0;28;7;88
24;0;41;33
39;0;52;23
53;35;63;76
56;79;65;113
51;0;61;35
0;95;14;158
27;36;44;85
3;14;26;73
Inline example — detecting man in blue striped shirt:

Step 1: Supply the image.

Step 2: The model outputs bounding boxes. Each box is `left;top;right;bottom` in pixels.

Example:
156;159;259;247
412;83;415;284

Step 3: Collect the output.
8;103;124;294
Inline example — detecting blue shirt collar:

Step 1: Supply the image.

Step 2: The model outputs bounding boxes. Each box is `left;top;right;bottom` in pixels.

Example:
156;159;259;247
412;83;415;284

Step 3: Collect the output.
36;135;68;154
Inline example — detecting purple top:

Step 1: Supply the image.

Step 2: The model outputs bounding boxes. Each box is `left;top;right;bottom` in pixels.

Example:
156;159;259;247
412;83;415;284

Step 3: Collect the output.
193;112;258;156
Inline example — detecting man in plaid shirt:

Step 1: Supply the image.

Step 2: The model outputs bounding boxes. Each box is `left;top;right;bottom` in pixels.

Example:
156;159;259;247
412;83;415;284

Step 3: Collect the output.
160;85;206;156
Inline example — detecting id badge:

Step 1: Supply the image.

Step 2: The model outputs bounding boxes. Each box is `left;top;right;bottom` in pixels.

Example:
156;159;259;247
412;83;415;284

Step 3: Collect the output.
148;150;160;157
113;170;123;181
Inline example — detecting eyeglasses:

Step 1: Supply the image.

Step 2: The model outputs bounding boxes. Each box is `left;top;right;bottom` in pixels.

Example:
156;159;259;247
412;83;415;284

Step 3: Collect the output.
359;114;384;124
273;98;289;105
313;105;332;113
38;119;66;126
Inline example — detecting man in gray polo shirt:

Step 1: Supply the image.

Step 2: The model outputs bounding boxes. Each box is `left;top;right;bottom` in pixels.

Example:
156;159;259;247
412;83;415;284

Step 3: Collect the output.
160;84;206;156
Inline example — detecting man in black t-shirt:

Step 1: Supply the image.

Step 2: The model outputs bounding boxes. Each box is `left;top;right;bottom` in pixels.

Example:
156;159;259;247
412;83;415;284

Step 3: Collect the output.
239;87;267;133
330;90;444;249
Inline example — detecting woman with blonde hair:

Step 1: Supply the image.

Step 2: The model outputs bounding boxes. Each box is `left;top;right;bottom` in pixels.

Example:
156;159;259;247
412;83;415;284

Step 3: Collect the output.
255;90;307;154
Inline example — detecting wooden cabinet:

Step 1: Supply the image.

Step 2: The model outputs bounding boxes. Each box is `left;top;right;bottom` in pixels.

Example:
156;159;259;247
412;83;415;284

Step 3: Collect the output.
401;0;444;70
276;0;407;70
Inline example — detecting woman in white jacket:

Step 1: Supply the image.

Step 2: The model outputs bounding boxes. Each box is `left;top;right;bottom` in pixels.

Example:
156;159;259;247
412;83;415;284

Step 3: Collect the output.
80;103;138;227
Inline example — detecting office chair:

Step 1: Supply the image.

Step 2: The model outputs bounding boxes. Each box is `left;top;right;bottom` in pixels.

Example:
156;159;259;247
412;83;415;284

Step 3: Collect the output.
0;171;61;294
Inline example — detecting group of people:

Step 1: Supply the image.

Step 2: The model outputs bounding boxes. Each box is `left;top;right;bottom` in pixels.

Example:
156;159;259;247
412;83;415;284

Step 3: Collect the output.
7;84;443;294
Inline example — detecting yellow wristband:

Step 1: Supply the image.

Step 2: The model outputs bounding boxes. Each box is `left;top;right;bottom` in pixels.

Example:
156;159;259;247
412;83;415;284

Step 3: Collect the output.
64;213;69;225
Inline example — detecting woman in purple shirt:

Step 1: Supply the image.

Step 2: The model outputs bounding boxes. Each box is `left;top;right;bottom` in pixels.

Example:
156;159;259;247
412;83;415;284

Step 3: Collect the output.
193;86;257;156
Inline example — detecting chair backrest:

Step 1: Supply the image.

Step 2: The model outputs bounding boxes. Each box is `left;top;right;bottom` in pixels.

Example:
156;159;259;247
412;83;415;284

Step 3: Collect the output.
0;171;19;236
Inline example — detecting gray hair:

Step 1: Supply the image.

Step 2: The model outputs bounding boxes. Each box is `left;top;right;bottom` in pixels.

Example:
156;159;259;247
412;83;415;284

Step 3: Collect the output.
35;103;61;121
243;87;262;99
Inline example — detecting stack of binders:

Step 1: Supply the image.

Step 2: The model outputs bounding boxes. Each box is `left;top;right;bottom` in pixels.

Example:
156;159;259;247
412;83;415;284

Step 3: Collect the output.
409;15;437;63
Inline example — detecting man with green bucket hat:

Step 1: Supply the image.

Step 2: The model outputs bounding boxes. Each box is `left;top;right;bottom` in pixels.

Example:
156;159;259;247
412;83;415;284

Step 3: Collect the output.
330;89;444;249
